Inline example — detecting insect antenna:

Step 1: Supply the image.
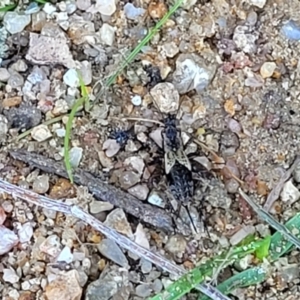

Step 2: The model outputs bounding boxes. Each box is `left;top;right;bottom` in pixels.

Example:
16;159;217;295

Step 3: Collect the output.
182;204;198;235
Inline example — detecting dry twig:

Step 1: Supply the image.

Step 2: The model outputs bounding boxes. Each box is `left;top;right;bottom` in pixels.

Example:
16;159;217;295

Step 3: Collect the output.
10;150;175;232
0;178;230;300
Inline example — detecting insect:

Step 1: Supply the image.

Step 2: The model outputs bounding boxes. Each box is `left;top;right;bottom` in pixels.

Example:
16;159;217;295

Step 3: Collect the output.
160;114;197;233
117;58;205;233
109;128;132;148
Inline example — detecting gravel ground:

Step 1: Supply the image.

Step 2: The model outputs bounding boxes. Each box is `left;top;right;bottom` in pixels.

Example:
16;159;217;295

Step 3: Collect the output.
1;0;300;299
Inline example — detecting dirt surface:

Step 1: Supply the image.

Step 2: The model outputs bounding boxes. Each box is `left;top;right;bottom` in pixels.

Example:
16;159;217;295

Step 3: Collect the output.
1;0;300;299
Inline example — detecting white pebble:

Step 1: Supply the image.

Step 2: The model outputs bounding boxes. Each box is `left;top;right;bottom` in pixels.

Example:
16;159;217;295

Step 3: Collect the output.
131;95;142;106
0;115;8;136
43;2;57;14
3;12;31;34
150;82;179;114
57;246;73;263
31;124;52;142
260;62;276;79
99;23;116;46
97;0;116;16
56;128;66;137
281;180;300;204
63;69;79;87
3;268;20;284
69;146;83;167
124;3;145;20
246;0;266;8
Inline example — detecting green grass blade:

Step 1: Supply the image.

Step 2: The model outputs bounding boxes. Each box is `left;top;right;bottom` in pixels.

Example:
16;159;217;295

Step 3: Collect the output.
94;0;184;101
64;70;88;183
63;96;85;183
0;4;17;11
34;0;49;3
239;188;300;250
149;239;266;300
198;267;268;300
255;235;271;260
198;213;300;300
77;70;90;111
269;212;300;261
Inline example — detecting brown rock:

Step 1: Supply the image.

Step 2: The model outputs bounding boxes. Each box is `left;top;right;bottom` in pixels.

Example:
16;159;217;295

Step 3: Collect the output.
44;270;82;300
2;96;22;108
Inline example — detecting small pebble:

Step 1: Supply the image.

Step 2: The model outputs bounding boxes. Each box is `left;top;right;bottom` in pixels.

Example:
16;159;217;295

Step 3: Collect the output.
102;139;121;157
25;2;40;14
281;20;300;41
0;225;19;255
104;208;133;238
260;62;276;78
161;41;179;58
11;59;28;72
5;104;42;131
98;239;128;267
135;284;152;298
99;23;115;46
228;118;242;134
63;69;79;87
26;33;76;69
8;71;24;88
246;0;266;8
152;279;163;293
134;223;150;249
56;246;73;264
3;268;20;284
148;1;167;19
165;235;187;256
131;95;142;106
119;171;141;189
0;68;10;82
76;0;91;11
31;125;52;142
0;115;9;136
86;279;117;300
147;191;165;208
128;184;149;200
18;222;34;243
172;56;213;94
151;82;179;114
280;180;300;204
124;3;145;20
44;270;82;300
66;2;77;14
3;12;31;34
43;2;57;14
33;175;50;194
89;200;114;214
55;128;66;137
27;66;47;84
69;146;83;168
141;258;152;274
225;178;239;194
94;0;116;16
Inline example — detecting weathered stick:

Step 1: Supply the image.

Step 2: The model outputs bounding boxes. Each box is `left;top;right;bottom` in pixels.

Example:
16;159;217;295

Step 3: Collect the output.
10;150;174;232
0;178;230;300
263;156;300;211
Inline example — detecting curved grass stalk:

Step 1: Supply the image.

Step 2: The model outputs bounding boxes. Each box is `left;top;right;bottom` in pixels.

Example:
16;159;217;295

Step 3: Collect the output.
199;196;300;300
149;239;266;300
93;0;185;102
14;115;66;141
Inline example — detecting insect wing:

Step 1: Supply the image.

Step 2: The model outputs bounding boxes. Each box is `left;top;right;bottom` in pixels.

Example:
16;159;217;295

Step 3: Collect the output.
175;149;192;171
164;151;176;174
